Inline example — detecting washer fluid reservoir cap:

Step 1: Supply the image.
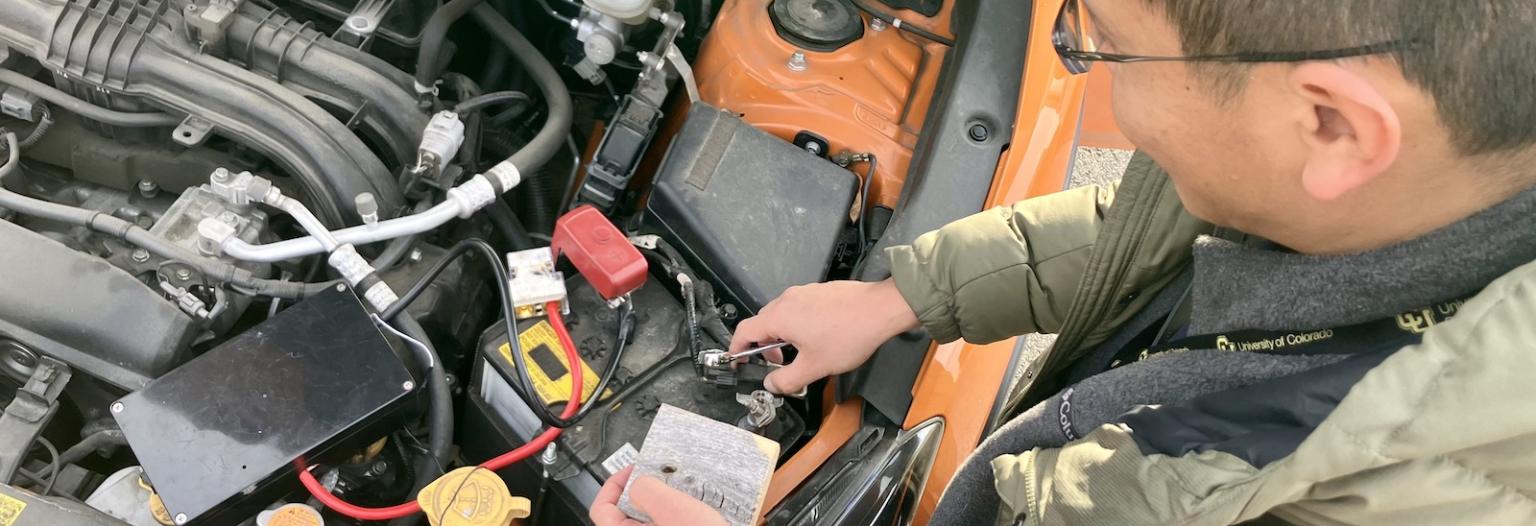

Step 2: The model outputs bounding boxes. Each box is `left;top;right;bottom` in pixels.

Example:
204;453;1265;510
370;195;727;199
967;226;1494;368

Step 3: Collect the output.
584;0;655;20
770;0;866;52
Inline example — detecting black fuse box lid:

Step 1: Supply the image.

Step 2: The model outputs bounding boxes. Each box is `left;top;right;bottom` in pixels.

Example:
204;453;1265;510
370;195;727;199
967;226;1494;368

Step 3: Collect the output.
644;103;857;313
112;286;414;525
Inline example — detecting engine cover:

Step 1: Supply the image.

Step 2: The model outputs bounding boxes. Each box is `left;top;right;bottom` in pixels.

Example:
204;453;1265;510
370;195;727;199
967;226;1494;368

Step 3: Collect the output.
0;220;195;391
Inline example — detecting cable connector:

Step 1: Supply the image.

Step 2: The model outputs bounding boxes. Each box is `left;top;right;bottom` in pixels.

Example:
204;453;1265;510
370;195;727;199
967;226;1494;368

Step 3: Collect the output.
507;248;567;308
206;168;275;209
415;111;465;176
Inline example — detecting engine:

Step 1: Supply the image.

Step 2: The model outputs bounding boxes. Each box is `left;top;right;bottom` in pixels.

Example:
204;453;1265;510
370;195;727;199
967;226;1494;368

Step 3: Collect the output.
0;0;960;524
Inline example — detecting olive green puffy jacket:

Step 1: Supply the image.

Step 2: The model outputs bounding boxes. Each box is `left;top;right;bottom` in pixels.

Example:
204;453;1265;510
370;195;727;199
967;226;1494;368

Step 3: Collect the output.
888;153;1536;525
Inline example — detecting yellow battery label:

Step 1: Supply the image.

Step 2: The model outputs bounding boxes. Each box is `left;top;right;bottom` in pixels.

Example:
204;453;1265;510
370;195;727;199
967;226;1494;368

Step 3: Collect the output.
0;492;26;526
498;320;606;406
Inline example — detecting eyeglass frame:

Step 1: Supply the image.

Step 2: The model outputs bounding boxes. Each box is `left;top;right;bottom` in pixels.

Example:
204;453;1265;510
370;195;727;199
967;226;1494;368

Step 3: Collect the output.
1052;0;1418;75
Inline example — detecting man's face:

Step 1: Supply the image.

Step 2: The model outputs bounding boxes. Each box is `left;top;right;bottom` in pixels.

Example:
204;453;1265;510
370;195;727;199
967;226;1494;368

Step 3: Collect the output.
1081;1;1318;236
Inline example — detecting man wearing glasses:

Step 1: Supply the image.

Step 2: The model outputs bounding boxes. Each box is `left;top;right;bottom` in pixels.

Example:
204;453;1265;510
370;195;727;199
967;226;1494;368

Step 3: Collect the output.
594;1;1536;524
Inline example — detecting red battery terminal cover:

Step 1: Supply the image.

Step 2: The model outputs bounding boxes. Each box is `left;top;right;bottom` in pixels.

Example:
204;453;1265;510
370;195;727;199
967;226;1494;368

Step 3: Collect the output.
551;205;648;301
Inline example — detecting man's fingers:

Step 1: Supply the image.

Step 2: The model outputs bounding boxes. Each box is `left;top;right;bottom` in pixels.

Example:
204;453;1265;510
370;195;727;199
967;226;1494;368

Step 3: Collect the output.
728;316;773;354
630;476;728;526
595;465;634;504
590;466;639;526
764;358;819;395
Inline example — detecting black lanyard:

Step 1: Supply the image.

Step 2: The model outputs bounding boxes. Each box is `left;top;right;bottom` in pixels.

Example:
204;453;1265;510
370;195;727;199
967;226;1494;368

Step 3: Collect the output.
1106;296;1472;370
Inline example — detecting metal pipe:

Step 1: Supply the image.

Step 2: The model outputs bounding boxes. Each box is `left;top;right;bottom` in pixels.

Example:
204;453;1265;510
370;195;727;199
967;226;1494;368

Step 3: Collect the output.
219;199;465;262
0;132;326;298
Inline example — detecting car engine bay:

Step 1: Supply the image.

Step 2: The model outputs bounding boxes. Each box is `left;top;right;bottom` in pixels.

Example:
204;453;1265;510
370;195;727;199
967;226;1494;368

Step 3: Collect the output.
0;0;997;523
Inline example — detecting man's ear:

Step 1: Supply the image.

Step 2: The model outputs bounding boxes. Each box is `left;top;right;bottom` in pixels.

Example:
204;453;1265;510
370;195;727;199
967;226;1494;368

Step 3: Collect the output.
1288;62;1403;201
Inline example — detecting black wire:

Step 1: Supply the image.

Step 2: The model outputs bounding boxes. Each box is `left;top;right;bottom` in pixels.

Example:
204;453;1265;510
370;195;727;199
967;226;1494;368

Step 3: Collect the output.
855;155;879;268
33;437;60;497
849;0;957;47
548;302;634;427
454;91;532;117
378;238;566;429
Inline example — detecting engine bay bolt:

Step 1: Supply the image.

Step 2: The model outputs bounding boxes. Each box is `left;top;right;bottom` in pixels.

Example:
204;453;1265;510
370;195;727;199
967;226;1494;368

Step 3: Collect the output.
803;142;823;156
175;269;192;281
346;15;374;32
174;513;188;525
137;179;159;198
968;123;990;142
787;51;808;72
870;17;888;32
111;401;124;413
402;380;415;391
540;443;558;465
218;211;239;225
131;249;151;263
409;249;423;263
210;167;232;184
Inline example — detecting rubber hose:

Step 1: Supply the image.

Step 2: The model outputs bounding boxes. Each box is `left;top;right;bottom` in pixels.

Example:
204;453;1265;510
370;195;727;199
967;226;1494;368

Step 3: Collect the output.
414;0;487;96
453;91;531;116
475;0;514;89
388;316;451;526
0;70;181;128
470;3;574;174
517;162;562;234
480;128;560;234
487;200;537;250
0;133;329;298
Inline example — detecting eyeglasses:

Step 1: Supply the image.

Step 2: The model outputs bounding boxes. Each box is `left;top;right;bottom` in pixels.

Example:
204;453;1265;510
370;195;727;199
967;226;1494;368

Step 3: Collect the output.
1053;0;1415;75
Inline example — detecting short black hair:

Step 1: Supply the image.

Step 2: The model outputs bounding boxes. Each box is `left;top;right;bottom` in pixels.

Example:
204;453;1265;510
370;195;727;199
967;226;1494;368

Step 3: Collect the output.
1147;1;1536;156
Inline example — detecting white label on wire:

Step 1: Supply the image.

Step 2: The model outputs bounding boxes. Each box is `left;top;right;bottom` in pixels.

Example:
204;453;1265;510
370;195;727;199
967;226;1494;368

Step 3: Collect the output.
602;443;640;476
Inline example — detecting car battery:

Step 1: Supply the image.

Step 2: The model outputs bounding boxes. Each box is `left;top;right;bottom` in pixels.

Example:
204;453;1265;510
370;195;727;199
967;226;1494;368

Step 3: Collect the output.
463;274;805;513
112;286;415;525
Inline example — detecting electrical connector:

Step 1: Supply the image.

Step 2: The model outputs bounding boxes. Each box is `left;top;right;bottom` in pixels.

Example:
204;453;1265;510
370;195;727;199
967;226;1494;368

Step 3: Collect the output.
415;111;465;176
507;248;567;308
0;86;41;122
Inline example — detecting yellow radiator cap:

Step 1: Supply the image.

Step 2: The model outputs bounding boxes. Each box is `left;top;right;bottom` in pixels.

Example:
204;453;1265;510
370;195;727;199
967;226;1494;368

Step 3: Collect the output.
418;467;531;526
257;503;324;526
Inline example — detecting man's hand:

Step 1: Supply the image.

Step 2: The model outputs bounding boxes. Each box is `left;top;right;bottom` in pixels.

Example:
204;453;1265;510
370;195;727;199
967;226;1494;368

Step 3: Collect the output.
729;279;920;395
590;465;728;526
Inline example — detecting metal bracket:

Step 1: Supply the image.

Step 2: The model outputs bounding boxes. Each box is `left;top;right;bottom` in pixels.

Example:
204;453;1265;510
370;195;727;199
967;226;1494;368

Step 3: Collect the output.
0;356;71;482
172;116;216;147
334;0;396;48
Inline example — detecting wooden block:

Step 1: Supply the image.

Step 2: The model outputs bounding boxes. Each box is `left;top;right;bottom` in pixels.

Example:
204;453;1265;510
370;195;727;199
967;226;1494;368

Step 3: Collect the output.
617;404;778;526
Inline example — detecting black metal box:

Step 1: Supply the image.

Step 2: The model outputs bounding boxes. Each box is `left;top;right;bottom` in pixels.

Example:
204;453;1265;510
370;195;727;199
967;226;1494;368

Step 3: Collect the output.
112;286;414;525
644;103;858;313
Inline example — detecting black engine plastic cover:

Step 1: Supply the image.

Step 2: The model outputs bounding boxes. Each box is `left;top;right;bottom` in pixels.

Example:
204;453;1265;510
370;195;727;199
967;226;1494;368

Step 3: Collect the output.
645;103;858;313
112;287;413;525
0;220;195;391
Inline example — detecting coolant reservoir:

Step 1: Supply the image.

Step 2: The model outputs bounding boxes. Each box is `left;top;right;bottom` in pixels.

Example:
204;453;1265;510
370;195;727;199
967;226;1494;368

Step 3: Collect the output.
691;0;952;209
584;0;656;20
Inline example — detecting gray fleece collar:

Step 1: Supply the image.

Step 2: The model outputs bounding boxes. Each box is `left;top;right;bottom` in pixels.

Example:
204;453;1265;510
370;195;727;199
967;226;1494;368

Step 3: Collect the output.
1190;185;1536;334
